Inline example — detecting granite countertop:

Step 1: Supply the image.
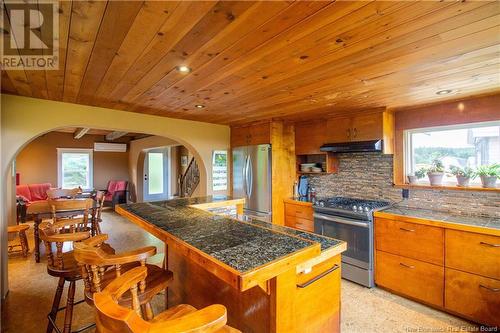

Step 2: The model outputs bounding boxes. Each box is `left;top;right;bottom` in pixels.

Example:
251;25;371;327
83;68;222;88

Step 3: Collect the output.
379;205;500;231
119;196;344;274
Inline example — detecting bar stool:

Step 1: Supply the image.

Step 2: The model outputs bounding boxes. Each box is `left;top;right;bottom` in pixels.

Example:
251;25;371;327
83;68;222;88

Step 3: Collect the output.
7;224;29;257
41;199;94;333
94;266;241;332
73;234;173;320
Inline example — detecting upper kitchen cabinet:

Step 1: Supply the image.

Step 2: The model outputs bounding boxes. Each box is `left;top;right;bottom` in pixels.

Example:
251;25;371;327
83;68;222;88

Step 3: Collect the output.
326;110;394;154
295;120;327;155
230;122;271;147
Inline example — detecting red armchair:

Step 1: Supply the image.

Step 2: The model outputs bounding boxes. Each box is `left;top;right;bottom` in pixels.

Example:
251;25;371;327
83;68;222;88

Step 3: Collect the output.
101;180;128;208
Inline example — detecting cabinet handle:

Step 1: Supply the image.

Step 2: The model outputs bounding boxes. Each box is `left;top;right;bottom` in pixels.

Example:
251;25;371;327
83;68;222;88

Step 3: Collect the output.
480;241;500;247
347;128;351;138
400;227;415;232
479;285;500;292
297;264;339;288
399;262;415;269
353;127;357;138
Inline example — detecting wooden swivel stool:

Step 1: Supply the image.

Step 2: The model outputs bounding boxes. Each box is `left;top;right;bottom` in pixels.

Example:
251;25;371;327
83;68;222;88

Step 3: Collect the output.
94;266;240;333
7;224;29;257
41;199;95;333
73;234;173;320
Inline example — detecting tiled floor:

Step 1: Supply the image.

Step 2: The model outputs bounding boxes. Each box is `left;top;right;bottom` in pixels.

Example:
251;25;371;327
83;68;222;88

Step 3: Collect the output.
3;210;476;333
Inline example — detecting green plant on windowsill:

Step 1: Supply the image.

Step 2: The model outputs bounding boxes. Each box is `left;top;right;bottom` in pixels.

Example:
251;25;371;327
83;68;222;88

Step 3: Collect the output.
426;159;445;186
448;165;475;187
407;168;427;184
475;164;500;188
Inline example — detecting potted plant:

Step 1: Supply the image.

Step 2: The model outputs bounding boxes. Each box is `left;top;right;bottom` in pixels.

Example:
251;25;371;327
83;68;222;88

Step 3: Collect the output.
475;164;499;188
448;165;475;187
408;168;426;184
426;159;445;186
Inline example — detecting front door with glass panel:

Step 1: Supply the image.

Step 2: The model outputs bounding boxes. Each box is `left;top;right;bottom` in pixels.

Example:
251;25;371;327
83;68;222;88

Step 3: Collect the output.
144;148;170;201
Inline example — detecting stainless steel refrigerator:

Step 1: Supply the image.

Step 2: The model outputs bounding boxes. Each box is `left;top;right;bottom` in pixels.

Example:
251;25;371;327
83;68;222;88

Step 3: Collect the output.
232;144;272;219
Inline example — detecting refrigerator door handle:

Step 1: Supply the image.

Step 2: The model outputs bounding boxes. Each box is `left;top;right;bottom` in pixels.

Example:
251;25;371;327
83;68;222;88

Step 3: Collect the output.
247;155;253;198
242;155;248;198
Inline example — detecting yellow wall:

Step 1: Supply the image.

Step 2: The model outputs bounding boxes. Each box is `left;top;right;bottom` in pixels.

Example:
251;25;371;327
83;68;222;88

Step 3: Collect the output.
0;94;230;298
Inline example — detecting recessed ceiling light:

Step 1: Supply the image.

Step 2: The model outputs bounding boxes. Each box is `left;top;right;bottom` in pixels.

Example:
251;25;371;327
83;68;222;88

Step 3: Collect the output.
195;104;205;109
176;65;191;73
436;89;454;95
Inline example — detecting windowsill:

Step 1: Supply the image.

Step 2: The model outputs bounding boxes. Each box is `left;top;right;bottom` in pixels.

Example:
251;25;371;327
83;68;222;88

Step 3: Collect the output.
394;183;500;192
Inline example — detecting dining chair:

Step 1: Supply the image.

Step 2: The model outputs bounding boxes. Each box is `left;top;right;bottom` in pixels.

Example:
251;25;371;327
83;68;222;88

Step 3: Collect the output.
47;188;80;199
39;215;92;333
94;266;240;333
93;191;106;235
73;234;173;320
49;198;97;235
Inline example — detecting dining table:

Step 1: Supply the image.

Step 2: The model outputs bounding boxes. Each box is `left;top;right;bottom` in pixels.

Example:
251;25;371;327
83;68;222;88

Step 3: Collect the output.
26;198;100;263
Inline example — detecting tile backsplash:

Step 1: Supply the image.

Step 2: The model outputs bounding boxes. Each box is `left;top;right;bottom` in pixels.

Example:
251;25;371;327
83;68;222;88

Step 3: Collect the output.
307;153;500;217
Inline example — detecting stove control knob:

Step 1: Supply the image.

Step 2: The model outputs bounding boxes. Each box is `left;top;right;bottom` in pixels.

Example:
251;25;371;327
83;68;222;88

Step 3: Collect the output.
352;205;357;211
358;206;364;212
364;206;370;212
318;201;324;207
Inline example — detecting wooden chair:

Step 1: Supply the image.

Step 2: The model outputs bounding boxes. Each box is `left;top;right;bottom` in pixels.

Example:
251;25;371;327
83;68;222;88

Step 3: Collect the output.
94;266;240;333
47;188;80;199
7;224;29;257
73;234;173;320
93;191;106;235
39;216;92;333
49;198;96;235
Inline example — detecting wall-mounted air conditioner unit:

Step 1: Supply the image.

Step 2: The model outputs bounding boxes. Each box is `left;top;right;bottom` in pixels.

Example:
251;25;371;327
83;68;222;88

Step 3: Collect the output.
94;142;127;152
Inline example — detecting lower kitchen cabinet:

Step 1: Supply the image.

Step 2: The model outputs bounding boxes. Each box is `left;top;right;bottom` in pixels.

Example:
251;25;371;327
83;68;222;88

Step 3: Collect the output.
445;229;500;280
374;215;500;327
284;200;314;232
375;250;444;307
445;268;500;327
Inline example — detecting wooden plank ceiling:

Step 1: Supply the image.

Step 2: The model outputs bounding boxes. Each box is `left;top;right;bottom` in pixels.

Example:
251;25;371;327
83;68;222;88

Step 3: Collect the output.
2;1;500;125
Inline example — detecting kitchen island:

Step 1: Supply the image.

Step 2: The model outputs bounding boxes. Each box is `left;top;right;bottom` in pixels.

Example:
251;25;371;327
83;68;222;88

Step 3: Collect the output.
116;196;346;333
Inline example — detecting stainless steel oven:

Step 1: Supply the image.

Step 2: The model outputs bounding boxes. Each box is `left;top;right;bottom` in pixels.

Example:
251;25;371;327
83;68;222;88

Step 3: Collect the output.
314;212;374;287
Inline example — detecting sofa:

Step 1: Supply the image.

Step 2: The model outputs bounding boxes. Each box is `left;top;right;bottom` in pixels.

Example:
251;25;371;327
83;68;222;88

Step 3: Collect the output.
16;183;52;222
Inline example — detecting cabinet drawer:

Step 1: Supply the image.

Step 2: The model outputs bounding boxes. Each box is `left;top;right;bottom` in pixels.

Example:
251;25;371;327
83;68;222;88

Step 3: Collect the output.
284;203;313;220
375;251;444;307
445;268;500;327
285;215;314;232
375;218;444;265
446;230;500;280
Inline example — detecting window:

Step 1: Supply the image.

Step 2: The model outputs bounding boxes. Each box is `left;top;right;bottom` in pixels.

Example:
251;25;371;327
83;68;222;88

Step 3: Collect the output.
57;148;93;189
405;121;500;185
212;150;228;191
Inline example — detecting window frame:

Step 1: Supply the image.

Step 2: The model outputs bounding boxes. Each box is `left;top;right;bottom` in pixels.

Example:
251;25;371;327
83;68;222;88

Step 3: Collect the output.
57;148;94;189
404;120;500;185
212;150;228;192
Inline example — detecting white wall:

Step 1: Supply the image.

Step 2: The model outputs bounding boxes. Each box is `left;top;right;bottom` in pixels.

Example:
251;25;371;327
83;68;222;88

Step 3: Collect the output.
0;94;230;298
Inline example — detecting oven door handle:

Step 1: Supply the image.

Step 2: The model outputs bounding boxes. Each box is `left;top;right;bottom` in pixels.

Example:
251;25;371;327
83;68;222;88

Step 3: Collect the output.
314;213;370;228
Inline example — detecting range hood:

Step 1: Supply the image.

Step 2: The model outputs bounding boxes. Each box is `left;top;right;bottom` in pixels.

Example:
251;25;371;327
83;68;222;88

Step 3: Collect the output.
320;140;383;153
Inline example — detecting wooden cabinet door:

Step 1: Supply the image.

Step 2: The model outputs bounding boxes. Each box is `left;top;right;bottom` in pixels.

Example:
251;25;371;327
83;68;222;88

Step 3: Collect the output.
445;230;500;280
375;250;444;307
326;117;351;143
231;126;250;147
445;268;500;327
351;113;382;141
248;122;270;145
295;120;327;154
375;218;444;265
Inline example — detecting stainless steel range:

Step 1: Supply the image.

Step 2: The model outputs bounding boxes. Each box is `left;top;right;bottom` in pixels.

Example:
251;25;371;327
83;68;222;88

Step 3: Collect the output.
313;197;391;287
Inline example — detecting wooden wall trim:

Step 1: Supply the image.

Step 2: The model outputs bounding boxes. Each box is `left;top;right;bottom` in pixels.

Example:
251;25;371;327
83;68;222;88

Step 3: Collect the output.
393;93;500;184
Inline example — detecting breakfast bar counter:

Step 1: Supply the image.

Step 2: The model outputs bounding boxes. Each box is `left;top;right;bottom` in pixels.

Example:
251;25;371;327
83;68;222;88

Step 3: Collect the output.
116;196;346;333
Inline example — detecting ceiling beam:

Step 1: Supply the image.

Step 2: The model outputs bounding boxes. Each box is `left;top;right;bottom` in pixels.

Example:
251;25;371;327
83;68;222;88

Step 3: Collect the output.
74;127;90;139
105;131;128;141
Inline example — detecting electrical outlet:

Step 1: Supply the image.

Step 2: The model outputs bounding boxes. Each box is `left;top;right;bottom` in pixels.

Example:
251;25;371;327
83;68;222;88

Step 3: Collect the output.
402;189;409;199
